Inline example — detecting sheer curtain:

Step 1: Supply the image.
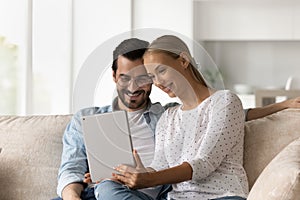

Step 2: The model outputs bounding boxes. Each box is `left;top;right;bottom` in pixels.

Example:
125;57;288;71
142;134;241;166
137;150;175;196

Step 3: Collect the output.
0;0;72;115
0;0;184;115
0;0;132;115
0;0;28;115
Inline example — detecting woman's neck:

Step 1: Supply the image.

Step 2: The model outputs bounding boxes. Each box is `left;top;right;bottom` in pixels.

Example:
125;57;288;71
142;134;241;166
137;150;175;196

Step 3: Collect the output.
179;81;212;110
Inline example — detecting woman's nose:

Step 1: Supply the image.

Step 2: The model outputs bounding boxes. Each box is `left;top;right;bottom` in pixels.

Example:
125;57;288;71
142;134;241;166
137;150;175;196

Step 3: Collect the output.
155;75;165;85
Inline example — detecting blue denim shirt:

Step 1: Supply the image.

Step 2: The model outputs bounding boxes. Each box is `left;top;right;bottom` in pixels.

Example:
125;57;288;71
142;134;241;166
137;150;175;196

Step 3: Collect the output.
57;98;177;197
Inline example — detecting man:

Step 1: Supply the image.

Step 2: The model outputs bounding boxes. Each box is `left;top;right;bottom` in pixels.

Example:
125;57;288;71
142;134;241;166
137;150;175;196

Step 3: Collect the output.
245;97;300;121
55;38;172;200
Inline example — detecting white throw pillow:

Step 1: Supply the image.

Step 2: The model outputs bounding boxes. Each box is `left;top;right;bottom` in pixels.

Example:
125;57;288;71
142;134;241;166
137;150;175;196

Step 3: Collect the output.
247;137;300;200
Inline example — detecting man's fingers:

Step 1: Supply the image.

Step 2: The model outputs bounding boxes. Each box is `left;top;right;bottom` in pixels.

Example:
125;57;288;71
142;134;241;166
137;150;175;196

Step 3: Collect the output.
83;177;91;183
83;173;92;183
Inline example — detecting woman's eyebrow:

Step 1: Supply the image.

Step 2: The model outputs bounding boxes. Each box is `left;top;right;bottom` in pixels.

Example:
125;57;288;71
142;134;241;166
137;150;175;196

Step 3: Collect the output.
155;65;165;72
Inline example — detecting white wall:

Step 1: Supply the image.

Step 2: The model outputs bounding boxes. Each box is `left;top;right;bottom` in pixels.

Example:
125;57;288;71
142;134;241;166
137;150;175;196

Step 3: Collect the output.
73;0;132;78
204;41;300;90
133;0;193;39
193;0;299;41
193;0;300;93
72;0;192;110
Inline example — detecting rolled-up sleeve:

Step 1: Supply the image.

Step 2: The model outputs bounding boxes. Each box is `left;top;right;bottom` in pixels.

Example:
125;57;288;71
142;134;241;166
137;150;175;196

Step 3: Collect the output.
57;112;88;197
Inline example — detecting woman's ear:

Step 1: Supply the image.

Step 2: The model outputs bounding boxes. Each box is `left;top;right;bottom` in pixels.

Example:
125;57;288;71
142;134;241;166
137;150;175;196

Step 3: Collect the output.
179;52;190;69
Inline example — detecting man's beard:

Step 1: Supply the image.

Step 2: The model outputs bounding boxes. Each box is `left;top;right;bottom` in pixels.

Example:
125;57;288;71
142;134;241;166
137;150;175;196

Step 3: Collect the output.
117;89;150;110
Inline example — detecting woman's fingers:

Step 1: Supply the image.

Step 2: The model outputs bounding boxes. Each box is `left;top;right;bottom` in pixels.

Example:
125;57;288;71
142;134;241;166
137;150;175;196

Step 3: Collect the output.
133;149;145;169
112;172;136;188
115;164;136;174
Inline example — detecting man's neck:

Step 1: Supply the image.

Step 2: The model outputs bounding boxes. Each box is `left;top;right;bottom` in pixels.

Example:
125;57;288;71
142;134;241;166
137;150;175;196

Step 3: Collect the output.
117;98;149;112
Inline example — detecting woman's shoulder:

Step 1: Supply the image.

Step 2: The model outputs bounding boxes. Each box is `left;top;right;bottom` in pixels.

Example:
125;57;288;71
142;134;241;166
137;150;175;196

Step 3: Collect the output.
211;90;240;101
164;104;181;115
207;90;242;109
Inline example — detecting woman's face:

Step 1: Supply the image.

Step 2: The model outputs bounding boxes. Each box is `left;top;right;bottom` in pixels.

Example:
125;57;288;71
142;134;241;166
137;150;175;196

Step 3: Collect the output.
143;52;188;98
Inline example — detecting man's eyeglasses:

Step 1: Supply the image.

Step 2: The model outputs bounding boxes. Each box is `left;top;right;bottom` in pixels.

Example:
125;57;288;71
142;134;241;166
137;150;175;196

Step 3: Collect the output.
117;75;153;87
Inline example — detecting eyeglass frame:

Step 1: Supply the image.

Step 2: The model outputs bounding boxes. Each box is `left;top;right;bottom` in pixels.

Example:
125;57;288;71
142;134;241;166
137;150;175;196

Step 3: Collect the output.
117;74;153;88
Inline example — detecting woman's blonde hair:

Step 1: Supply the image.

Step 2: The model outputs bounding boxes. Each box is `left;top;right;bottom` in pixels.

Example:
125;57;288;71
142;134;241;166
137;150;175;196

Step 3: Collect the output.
145;35;208;87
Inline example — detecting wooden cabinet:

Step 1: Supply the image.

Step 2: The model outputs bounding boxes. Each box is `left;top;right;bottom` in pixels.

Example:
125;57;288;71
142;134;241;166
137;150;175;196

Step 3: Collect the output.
193;0;300;41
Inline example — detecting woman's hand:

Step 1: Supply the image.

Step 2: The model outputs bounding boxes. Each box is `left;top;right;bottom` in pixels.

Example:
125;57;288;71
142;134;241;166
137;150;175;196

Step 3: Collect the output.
112;150;153;189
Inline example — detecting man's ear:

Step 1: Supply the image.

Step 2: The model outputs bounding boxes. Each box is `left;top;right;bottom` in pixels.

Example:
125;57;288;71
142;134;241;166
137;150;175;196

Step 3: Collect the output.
112;71;117;83
179;52;190;69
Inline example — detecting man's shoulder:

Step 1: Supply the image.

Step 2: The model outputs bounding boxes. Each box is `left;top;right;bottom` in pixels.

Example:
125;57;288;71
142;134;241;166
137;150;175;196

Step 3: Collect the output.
148;101;179;114
75;105;112;117
163;102;179;110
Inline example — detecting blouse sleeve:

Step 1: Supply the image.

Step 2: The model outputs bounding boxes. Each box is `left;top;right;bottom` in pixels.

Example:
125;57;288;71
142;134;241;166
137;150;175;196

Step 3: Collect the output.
188;91;245;181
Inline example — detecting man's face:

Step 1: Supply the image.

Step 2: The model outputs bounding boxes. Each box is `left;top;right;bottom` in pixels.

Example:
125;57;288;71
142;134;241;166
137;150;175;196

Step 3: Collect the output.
113;55;152;111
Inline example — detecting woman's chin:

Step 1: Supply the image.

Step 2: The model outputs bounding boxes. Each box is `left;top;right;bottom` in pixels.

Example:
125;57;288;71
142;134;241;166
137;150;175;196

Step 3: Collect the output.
167;92;177;98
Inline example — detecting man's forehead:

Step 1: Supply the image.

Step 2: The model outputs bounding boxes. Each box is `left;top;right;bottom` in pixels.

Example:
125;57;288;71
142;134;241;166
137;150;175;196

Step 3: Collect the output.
117;64;147;76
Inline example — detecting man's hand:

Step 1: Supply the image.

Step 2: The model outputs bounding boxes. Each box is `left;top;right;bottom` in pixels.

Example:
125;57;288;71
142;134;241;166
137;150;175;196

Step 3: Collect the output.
283;96;300;109
83;173;93;184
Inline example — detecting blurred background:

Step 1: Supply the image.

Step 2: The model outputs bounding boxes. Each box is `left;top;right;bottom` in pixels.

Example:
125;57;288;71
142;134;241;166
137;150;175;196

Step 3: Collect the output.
1;0;300;115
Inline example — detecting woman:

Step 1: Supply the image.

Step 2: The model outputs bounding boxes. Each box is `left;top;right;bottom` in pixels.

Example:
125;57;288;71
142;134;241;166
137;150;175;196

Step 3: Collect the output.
95;35;249;200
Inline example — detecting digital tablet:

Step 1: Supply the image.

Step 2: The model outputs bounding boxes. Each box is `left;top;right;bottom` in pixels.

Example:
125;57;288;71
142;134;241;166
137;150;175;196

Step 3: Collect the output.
82;110;135;181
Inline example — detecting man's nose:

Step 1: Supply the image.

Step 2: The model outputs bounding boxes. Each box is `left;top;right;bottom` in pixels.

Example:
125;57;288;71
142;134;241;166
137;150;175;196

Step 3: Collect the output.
127;79;139;91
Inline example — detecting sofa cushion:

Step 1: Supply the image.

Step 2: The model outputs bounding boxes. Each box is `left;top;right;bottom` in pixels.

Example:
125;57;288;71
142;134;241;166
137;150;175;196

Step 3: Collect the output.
0;115;72;200
247;137;300;200
244;108;300;189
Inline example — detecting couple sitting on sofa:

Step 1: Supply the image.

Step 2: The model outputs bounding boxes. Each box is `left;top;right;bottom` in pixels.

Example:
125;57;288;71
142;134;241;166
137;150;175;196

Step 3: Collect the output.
55;35;300;200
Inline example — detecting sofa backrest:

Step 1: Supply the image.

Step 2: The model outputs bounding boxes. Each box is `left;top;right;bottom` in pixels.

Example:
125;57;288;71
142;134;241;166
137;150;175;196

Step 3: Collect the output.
244;108;300;189
0;115;72;200
1;109;300;198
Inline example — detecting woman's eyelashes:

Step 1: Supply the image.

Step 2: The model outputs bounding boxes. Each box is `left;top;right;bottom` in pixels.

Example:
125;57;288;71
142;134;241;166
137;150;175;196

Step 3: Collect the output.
156;66;166;75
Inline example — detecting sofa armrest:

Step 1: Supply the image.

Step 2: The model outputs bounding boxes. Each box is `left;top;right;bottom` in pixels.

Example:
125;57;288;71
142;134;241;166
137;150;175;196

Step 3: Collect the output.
247;137;300;200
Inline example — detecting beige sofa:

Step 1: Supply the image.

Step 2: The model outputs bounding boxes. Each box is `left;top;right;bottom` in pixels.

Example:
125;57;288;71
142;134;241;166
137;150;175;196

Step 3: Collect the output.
0;109;299;200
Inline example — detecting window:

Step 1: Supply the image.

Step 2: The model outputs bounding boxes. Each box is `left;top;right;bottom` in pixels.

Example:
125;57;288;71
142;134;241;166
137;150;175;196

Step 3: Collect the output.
0;36;18;114
0;0;182;115
0;0;72;115
0;0;27;115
